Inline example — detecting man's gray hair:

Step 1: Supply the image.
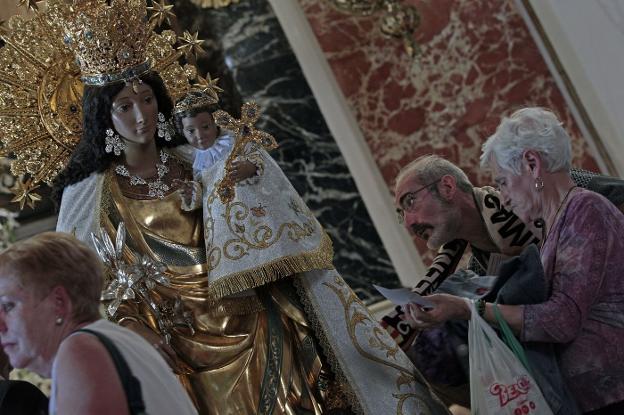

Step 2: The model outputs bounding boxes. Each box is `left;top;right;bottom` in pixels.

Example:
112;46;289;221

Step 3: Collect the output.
480;107;572;175
396;155;473;195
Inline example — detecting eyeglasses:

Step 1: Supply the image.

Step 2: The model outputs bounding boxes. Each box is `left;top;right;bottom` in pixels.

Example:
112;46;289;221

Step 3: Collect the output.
396;179;441;223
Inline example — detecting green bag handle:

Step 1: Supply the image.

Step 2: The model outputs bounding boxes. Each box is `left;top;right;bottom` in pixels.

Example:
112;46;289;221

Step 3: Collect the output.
491;303;534;376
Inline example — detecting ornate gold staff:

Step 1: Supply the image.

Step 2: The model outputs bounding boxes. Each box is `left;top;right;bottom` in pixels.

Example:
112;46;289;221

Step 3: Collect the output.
213;102;278;203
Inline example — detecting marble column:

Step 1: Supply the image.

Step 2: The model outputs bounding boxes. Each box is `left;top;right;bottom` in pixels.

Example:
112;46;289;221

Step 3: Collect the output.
174;0;399;302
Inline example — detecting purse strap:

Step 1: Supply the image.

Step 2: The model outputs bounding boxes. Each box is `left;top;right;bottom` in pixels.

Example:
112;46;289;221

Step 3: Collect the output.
75;328;147;415
491;303;533;376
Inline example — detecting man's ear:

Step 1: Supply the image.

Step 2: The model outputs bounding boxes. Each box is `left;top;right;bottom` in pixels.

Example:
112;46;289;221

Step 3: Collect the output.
438;174;457;201
522;149;544;178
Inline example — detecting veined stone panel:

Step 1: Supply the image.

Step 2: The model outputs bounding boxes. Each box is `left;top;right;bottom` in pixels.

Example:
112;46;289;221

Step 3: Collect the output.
174;0;399;302
299;0;601;259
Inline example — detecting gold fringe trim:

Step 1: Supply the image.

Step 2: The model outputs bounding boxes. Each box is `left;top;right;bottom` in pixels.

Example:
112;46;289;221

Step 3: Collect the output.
207;232;334;300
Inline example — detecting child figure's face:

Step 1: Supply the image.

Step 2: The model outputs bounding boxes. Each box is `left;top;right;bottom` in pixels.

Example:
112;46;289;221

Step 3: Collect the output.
181;112;218;150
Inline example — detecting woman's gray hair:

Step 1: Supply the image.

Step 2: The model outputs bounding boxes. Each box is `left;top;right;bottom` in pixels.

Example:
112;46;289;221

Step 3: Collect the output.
480;107;572;175
396;154;473;195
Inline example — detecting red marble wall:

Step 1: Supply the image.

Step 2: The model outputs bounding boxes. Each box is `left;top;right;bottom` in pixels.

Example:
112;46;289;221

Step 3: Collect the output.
299;0;601;259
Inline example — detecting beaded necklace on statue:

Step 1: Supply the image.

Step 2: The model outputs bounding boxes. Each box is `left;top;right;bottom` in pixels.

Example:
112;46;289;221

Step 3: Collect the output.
115;150;170;199
539;185;578;251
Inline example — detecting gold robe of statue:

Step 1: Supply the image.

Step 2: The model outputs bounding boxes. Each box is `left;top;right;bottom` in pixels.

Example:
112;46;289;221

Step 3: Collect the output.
92;155;334;415
57;149;451;415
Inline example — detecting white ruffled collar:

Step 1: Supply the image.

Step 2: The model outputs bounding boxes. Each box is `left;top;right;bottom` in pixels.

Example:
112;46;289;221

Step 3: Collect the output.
192;131;234;171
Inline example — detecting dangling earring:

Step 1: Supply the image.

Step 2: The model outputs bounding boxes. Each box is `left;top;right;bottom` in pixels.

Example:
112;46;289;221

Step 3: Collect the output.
55;316;64;326
157;112;172;142
534;176;544;192
105;128;126;155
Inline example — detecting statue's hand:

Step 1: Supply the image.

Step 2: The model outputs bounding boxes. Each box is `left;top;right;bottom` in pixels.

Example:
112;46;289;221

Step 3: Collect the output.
229;160;257;183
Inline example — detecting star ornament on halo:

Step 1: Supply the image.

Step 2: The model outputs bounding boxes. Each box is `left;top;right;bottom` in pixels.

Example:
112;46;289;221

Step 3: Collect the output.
9;177;42;210
147;0;176;28
195;73;224;101
177;31;206;58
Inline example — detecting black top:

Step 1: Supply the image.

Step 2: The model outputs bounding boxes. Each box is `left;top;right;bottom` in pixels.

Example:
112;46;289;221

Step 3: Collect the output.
0;380;48;415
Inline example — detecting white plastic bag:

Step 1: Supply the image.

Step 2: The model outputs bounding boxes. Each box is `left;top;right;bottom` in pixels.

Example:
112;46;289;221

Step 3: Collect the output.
468;300;552;415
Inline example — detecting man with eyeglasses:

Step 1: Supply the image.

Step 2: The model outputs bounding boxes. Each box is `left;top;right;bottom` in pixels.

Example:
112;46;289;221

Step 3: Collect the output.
381;155;543;406
381;154;624;406
381;155;538;349
383;155;624;347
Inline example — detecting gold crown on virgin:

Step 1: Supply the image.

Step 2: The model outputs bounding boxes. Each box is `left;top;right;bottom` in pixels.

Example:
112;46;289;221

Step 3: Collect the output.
173;90;220;115
0;0;204;209
49;0;152;86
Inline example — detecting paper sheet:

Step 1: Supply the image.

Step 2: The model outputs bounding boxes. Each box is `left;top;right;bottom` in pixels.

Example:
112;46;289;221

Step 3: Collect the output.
373;284;435;309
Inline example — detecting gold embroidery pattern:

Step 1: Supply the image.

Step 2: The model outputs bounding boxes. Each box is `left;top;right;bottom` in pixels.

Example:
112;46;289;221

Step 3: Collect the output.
292;276;363;415
202;177;334;299
322;277;447;415
207;232;334;300
323;277;404;368
101;172;114;225
222;201;316;260
394;392;434;415
204;178;318;265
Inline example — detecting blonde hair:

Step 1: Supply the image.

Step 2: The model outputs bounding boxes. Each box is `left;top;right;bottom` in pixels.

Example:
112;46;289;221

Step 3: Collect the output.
0;232;102;321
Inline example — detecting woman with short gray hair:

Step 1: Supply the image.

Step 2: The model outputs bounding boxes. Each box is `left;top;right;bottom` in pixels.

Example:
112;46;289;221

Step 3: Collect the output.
481;107;572;175
406;107;624;414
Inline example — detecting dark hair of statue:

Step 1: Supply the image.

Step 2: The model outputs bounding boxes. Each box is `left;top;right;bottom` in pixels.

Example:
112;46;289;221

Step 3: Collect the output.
52;71;185;206
173;91;220;137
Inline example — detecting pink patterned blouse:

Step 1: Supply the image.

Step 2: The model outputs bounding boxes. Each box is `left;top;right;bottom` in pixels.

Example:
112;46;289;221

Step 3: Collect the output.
522;188;624;412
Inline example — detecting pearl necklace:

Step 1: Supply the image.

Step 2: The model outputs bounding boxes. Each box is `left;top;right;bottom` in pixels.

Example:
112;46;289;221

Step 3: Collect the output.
115;150;170;199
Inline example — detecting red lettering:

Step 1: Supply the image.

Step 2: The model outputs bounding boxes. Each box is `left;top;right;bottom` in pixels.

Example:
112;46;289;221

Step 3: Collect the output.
489;376;532;407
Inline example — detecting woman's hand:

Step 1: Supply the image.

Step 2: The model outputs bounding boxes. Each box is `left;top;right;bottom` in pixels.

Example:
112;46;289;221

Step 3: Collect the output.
229;160;257;183
124;321;178;370
405;294;471;329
